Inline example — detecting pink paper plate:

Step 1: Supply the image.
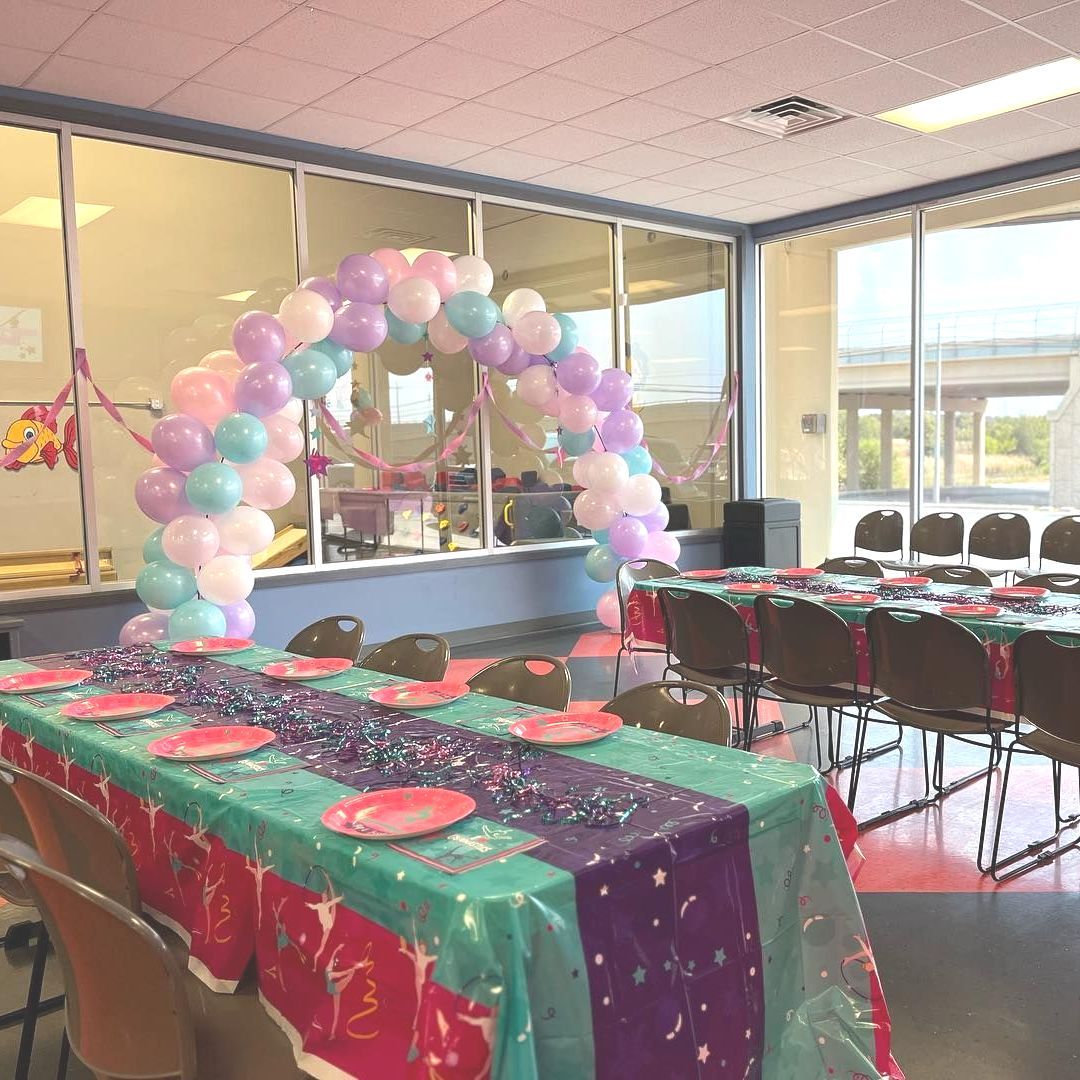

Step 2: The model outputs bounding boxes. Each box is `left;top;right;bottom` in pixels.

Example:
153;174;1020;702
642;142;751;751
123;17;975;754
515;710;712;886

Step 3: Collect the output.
774;567;824;578
262;657;354;681
170;637;254;655
879;576;932;588
61;693;175;721
509;711;622;746
147;725;275;761
991;586;1049;600
680;569;728;579
321;787;476;840
727;581;779;594
823;592;880;606
941;604;1001;618
0;669;93;695
369;681;469;709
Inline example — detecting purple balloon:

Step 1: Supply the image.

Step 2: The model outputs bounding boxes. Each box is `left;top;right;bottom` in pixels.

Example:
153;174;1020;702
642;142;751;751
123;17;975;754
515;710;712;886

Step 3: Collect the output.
636;502;669;533
592;367;633;412
219;598;256;638
498;342;531;376
151;413;216;472
556;350;601;395
331;302;388;352
337;254;389;304
609;515;648;559
234;361;294;417
135;466;194;524
119;611;170;645
300;275;342;311
526;352;550;367
468;324;514;368
600;408;644;454
232;311;286;366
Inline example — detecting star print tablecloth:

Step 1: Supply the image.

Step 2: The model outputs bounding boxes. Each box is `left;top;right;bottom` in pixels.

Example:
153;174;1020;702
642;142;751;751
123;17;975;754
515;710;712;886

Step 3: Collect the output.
629;568;1080;716
0;644;900;1080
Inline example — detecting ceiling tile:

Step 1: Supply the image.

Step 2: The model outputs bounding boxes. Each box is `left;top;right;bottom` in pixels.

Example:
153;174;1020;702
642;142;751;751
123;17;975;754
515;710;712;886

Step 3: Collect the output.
103;0;291;43
49;0;108;8
0;43;49;84
453;145;567;180
904;25;1064;86
991;127;1080;161
779;155;888;185
371;43;528;99
156;83;296;130
62;13;230;78
529;162;637;194
943;109;1063;148
1030;92;1080;126
437;1;610;69
584;143;700;178
251;7;421;73
755;1;891;26
311;0;501;37
629;0;803;64
721;174;818;200
599;178;700;205
769;188;853;211
787;115;912;152
28;54;180;106
1019;1;1080;53
504;124;629;161
724;31;882;90
477;72;622;121
907;150;1010;179
573;98;699;140
365;128;492;166
419;101;548;143
522;0;692;32
854;136;967;168
196;48;353;106
836;170;926;195
649;120;772;156
720;139;830;171
640;66;788;119
546;37;704;95
808;63;953;114
979;0;1066;15
317;78;460;126
1;0;91;51
659;191;753;216
826;0;1002;59
652;160;760;190
724;202;794;223
264;107;399;148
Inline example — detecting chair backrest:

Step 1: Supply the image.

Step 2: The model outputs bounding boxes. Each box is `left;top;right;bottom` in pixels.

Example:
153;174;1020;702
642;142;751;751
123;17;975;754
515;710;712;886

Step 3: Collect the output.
754;595;858;690
0;837;196;1080
0;761;139;910
921;563;993;588
910;512;964;559
866;607;989;712
360;634;450;682
967;512;1030;564
1014;630;1080;743
615;559;679;639
1038;514;1080;568
286;615;364;662
854;510;903;556
1022;572;1080;594
818;555;884;577
467;656;571;711
0;766;36;906
602;680;730;745
659;588;748;671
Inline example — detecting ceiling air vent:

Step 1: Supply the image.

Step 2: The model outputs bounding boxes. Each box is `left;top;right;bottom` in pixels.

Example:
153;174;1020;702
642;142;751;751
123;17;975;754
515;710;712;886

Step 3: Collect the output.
720;96;850;137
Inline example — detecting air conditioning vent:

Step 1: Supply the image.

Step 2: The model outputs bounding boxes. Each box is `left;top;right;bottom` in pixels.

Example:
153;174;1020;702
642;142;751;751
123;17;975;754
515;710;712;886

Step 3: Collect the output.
720;96;850;137
368;226;435;248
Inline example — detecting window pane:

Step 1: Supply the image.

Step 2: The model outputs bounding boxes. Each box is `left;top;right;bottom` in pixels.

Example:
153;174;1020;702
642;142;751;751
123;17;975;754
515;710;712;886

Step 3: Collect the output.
0;124;86;590
73;139;301;581
761;218;912;563
623;228;732;532
305;175;477;559
482;204;614;545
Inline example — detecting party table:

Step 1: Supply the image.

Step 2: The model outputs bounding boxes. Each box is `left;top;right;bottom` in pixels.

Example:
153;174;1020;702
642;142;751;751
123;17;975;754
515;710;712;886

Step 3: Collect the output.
629;568;1080;715
0;644;900;1080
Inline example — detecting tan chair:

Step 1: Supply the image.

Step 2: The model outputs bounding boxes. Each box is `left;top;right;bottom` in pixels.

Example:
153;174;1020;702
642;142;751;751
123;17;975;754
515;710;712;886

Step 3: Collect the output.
882;512;963;570
286;615;364;663
0;838;304;1080
467;655;571;711
818;556;884;577
853;510;903;561
613;558;679;694
988;630;1080;881
1018;514;1080;579
921;564;993;588
1021;572;1080;594
360;634;450;682
603;680;730;746
967;512;1031;580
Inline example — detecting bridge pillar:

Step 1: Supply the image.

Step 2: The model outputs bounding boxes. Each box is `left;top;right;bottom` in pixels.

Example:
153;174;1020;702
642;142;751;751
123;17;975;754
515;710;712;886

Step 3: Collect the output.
880;408;893;489
943;411;957;489
972;408;986;486
846;407;861;492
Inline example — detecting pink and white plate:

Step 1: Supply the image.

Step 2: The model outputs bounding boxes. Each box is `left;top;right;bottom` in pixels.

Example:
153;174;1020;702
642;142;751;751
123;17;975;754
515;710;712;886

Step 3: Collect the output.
170;637;254;656
321;787;476;840
774;567;824;579
940;604;1002;618
61;693;175;721
680;569;728;580
991;586;1049;600
262;657;353;681
823;593;880;606
0;669;93;695
147;725;275;761
879;576;932;589
509;711;622;746
727;581;779;594
369;681;469;709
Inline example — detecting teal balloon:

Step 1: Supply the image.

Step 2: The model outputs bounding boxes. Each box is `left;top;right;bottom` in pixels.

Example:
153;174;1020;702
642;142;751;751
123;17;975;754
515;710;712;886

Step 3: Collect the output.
585;543;619;583
311;337;353;379
546;313;579;361
142;528;166;564
386;311;426;345
558;428;595;456
283;347;337;400
621;445;653;476
186;461;242;514
136;559;196;611
168;599;226;640
592;528;609;545
215;412;267;464
520;506;563;540
445;291;498;339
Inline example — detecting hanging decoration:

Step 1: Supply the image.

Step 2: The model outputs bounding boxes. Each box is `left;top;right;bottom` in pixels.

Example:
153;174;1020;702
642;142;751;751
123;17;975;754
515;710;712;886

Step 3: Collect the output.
2;409;78;471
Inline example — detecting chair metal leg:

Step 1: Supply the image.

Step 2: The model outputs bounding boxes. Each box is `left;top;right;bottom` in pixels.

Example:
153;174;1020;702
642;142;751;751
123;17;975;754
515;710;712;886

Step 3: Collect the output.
613;646;625;697
56;1028;70;1080
14;925;50;1080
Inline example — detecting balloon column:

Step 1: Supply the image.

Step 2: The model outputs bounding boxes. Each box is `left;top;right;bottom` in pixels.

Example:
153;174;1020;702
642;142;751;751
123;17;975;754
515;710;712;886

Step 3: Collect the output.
121;250;677;644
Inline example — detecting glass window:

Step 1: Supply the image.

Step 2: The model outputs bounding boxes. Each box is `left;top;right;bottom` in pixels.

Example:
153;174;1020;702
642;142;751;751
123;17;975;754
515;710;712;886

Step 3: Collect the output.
305;174;477;559
623;227;732;532
482;204;615;545
72;138;301;581
0;124;86;590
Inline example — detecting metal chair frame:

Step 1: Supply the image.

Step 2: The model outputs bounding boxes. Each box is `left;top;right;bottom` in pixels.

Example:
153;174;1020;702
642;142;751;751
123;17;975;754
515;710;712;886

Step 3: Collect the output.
613;559;679;695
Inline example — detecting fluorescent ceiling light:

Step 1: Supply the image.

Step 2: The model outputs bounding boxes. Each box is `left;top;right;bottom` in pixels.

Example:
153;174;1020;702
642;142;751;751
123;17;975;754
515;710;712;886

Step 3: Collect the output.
779;345;816;352
218;289;258;302
878;58;1080;133
0;196;113;229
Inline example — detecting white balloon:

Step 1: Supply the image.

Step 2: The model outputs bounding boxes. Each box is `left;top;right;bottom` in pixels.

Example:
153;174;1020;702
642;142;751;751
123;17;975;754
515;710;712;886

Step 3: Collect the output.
501;287;545;329
452;255;494;296
573;453;597;488
263;413;304;463
387;277;441;324
215;505;275;556
515;365;557;408
587;452;629;493
274;398;304;425
161;515;220;568
573;489;620;531
196;554;254;605
620;474;663;516
278;288;334;344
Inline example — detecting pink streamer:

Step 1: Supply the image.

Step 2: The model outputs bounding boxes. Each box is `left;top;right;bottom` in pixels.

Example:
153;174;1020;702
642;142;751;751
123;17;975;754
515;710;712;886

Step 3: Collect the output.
483;380;551;452
648;372;739;485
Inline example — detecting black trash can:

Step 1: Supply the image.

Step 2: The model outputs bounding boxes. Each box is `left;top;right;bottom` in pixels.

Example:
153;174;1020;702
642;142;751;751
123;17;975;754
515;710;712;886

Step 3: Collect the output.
723;498;801;568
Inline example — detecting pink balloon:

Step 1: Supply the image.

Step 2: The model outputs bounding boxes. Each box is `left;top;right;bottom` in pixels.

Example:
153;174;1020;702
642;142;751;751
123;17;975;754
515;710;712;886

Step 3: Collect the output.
199;349;244;384
388;277;441;324
237;458;296;510
371;248;411;289
119;611;170;645
170;367;235;428
162;515;220;568
409;251;458;301
263;413;304;462
559;393;598;434
516;365;557;408
573;489;620;530
427;310;468;354
513;311;562;356
596;588;620;630
641;530;680;564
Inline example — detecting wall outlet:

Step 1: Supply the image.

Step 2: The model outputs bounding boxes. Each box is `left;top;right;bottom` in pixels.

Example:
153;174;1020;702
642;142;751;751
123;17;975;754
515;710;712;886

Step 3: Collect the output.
801;413;827;434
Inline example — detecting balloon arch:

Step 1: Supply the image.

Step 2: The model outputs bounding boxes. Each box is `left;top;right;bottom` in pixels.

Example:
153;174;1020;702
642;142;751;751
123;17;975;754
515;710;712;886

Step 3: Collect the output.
123;249;710;646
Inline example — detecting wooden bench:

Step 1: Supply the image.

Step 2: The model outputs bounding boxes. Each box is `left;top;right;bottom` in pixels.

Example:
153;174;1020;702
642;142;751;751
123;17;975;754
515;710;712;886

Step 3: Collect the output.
0;548;118;590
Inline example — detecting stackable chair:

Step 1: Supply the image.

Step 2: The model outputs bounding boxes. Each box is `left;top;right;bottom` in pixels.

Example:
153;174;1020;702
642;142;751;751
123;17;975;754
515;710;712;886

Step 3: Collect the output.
818;556;885;577
1017;514;1080;579
882;512;964;571
603;680;730;746
987;630;1080;882
360;634;450;682
921;564;993;588
286;615;364;663
612;558;679;695
467;656;571;711
853;510;903;562
966;512;1031;581
1021;572;1080;594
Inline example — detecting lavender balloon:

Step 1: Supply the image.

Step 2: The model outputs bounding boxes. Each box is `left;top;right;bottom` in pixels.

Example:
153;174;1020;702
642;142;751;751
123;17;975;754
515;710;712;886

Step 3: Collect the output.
331;302;388;352
498;342;531;376
600;408;644;454
151;413;215;472
234;361;294;418
219;598;256;638
592;368;633;412
468;324;514;368
232;311;286;366
526;352;551;367
636;502;669;533
300;275;342;311
119;611;170;645
135;466;194;524
556;350;601;395
609;515;648;559
337;254;389;304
